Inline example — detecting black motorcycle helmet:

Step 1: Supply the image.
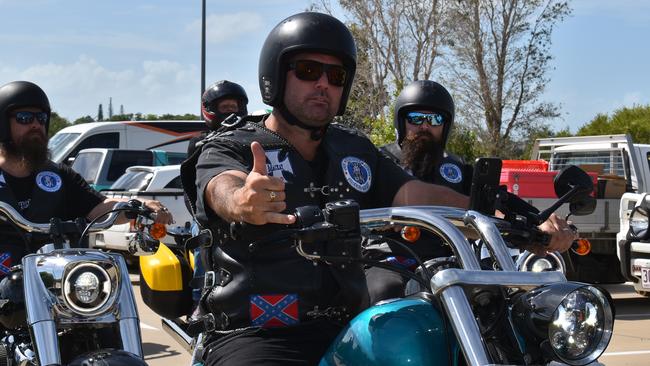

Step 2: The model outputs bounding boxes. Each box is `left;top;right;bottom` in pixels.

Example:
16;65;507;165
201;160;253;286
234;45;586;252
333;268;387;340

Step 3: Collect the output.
258;12;357;139
201;80;248;129
394;80;455;147
0;81;51;143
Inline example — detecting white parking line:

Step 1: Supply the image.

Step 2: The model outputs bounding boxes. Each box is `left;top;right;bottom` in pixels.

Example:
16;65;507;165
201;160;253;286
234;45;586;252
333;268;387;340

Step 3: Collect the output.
616;313;650;319
140;322;159;331
602;350;650;357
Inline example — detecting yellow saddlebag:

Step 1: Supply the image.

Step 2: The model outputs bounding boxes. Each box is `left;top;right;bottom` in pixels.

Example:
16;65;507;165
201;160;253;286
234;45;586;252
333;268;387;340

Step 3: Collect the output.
139;243;193;318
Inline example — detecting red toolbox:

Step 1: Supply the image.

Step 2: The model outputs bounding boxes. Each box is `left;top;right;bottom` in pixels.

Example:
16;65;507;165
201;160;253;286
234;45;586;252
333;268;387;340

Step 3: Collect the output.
500;169;598;198
501;160;549;172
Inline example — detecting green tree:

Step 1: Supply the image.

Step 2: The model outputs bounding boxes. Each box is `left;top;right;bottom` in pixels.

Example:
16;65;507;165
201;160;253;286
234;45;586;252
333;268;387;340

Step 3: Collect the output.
109;114;133;121
158;113;200;120
97;104;104;121
447;124;482;162
577;105;650;143
366;116;395;146
514;124;572;159
73;115;94;124
48;112;70;137
446;0;571;156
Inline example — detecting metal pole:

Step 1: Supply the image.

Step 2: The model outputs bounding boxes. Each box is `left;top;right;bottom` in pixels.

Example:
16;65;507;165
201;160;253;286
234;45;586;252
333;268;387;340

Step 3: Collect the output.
200;0;206;115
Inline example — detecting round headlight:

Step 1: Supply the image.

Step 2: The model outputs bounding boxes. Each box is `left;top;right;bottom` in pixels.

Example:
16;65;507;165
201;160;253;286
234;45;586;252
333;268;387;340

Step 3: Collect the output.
63;263;113;316
629;206;649;240
548;286;613;364
519;252;564;273
74;272;101;304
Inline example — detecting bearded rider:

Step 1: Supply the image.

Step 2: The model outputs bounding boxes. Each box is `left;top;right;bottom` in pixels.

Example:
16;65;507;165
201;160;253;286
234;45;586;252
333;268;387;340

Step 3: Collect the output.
0;81;173;277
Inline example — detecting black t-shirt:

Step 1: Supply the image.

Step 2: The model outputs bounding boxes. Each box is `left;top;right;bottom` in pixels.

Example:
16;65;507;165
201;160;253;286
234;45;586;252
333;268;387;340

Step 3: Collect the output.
194;122;413;222
2;163;105;219
0;162;105;273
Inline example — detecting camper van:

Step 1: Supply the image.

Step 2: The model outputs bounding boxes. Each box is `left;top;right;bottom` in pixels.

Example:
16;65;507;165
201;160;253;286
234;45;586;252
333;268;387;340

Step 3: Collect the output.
48;120;206;164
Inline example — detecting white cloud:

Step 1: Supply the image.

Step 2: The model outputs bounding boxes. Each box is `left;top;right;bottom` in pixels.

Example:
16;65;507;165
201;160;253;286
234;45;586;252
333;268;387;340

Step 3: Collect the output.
573;0;650;26
0;33;174;54
0;56;199;121
186;12;264;44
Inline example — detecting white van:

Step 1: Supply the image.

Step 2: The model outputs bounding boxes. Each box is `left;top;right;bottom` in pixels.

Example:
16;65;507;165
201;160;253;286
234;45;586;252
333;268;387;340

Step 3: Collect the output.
48;120;206;164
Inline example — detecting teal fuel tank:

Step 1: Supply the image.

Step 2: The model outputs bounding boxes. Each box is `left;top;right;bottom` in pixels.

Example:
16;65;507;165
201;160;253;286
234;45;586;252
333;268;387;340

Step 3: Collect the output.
320;296;462;365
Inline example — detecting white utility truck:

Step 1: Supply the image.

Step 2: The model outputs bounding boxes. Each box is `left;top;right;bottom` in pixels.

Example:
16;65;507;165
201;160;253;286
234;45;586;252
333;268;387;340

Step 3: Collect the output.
617;193;650;296
523;134;650;283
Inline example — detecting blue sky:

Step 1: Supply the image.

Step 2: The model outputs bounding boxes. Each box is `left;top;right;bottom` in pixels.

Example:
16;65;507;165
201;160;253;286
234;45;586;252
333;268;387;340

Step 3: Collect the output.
1;0;648;132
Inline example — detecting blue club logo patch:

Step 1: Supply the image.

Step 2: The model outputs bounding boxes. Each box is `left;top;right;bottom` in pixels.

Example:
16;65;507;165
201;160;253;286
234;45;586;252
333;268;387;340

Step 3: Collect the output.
265;149;294;183
341;157;371;193
439;163;462;184
36;171;62;192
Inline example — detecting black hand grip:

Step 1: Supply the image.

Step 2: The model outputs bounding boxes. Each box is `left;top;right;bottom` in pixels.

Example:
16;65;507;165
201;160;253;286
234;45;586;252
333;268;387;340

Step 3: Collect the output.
229;222;289;242
125;199;154;219
530;227;552;247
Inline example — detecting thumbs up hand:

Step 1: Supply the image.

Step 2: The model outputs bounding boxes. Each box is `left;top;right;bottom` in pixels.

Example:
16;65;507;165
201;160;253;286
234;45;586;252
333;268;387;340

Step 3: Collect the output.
233;142;295;225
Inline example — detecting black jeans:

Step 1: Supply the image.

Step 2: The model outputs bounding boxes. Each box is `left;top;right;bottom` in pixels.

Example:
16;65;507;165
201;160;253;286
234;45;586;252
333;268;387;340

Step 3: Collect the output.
203;319;343;366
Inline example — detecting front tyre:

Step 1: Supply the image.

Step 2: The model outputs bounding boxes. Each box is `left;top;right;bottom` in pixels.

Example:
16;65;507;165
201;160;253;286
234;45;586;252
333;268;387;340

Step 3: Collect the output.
67;350;147;366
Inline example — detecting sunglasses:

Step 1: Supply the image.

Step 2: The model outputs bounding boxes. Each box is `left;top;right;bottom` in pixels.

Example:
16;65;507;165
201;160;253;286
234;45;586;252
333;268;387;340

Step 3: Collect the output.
12;111;48;126
404;111;445;127
288;60;347;87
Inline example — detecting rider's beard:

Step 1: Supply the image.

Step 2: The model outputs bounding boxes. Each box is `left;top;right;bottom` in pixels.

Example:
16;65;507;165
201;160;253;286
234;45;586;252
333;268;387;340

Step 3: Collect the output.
401;131;444;179
1;131;50;170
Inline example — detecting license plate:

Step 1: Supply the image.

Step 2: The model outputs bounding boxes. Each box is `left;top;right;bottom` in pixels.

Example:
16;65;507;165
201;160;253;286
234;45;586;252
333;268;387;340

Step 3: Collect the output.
642;267;650;289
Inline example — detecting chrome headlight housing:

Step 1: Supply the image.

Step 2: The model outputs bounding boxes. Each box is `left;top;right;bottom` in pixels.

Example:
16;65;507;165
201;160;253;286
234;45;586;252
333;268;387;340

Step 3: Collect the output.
512;283;614;365
629;206;649;241
517;251;565;274
62;262;117;316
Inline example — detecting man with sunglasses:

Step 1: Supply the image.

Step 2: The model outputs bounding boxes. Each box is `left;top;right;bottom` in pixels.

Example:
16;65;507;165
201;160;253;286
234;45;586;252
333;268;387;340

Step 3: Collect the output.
381;80;469;192
182;12;575;366
369;80;473;303
0;81;173;275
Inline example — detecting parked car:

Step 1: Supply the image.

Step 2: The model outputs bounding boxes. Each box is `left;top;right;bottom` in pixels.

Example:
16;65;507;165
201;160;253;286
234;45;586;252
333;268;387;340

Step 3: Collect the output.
71;148;186;191
48;120;206;165
88;165;192;254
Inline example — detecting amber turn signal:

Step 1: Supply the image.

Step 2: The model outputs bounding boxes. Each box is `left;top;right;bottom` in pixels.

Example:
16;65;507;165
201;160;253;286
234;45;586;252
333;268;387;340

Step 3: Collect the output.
401;226;421;242
149;223;167;240
572;238;591;256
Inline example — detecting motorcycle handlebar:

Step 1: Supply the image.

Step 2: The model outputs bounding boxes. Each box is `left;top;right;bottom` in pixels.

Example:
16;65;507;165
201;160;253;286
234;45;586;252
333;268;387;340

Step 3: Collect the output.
0;200;135;235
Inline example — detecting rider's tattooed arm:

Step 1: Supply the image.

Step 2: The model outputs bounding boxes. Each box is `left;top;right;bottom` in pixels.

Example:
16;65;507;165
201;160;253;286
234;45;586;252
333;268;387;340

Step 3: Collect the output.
205;171;247;223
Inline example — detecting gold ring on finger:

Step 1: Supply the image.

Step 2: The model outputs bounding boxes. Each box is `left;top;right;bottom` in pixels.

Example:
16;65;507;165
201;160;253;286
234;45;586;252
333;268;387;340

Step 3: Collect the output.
269;190;277;202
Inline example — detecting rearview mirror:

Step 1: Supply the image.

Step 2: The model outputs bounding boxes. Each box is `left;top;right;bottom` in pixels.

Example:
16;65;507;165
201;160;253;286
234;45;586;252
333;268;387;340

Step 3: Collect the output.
569;196;597;216
554;165;594;202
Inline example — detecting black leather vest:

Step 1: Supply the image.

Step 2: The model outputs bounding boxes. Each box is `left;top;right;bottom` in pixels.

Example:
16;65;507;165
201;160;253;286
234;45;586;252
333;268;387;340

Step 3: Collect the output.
0;162;66;271
200;122;377;329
